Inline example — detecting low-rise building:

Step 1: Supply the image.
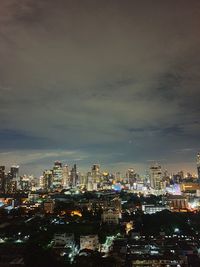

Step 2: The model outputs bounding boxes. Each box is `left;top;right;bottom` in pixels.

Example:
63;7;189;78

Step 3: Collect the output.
101;209;121;224
43;199;55;213
167;195;188;211
53;233;74;247
80;235;99;251
142;204;168;214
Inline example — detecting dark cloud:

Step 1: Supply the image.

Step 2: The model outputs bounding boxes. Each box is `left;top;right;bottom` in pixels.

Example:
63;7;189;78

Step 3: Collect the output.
0;0;199;175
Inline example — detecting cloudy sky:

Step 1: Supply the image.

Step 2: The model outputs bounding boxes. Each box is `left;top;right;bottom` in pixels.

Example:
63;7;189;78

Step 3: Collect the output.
0;0;200;175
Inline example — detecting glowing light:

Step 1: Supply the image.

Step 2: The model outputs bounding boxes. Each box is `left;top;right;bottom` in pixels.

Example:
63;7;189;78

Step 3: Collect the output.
112;183;123;191
71;210;82;217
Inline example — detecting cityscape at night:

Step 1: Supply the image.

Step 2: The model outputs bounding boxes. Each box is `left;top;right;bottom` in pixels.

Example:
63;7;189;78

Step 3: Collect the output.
0;0;200;266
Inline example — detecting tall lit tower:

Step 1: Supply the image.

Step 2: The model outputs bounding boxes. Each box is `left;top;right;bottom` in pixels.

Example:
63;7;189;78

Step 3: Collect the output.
0;166;5;193
70;164;78;187
149;164;164;190
10;165;19;179
42;170;53;190
91;164;101;184
196;153;200;182
52;161;63;189
62;165;70;188
126;168;136;185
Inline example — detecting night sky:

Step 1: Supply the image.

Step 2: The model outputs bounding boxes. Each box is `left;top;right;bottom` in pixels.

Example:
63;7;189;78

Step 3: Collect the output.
0;0;200;175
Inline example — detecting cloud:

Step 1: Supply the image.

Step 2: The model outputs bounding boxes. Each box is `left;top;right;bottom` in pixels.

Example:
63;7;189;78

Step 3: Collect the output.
0;0;199;174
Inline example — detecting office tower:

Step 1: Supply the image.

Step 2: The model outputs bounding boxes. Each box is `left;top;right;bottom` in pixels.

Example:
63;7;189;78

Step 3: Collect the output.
0;166;5;193
62;165;70;188
70;164;78;187
30;176;39;189
126;168;137;186
6;172;14;193
115;172;121;182
91;164;101;184
19;175;31;191
172;171;184;184
87;172;93;191
197;153;200;182
92;164;100;173
149;164;164;190
79;174;87;187
10;165;19;179
42;170;53;190
10;165;20;191
52;161;63;190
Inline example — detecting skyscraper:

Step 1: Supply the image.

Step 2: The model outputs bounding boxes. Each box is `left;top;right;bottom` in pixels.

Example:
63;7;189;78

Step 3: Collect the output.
126;168;137;186
149;164;164;191
91;164;101;184
0;166;5;193
70;164;78;187
52;161;63;190
10;165;20;191
197;153;200;182
10;165;19;179
42;170;53;190
62;165;70;188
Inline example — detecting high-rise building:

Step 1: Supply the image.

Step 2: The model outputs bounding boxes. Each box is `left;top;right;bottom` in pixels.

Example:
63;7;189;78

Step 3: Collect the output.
4;165;20;192
19;175;31;191
62;165;70;188
52;161;63;190
70;164;78;187
115;172;122;182
86;172;93;191
42;170;53;190
126;168;137;186
10;165;19;179
149;164;164;191
173;171;184;184
197;153;200;182
91;164;101;185
0;166;5;193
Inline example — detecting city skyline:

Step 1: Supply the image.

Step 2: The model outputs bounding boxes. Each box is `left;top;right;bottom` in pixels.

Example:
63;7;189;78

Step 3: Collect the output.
0;156;198;178
0;1;200;175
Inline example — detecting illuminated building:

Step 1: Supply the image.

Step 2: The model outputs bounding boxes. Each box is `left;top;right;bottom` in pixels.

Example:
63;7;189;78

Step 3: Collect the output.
142;204;168;214
87;171;97;191
43;199;55;213
53;233;74;247
130;257;184;267
111;197;122;212
80;235;99;251
173;171;184;184
167;195;188;211
79;174;87;187
101;209;121;224
115;171;122;182
0;166;5;193
197;153;200;182
62;165;70;188
52;161;63;189
180;182;200;193
19;175;31;191
10;165;20;191
126;221;134;235
42;170;53;190
6;173;17;193
126;168;137;186
91;164;101;184
70;164;78;187
149;164;164;191
10;165;19;179
5;167;20;193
